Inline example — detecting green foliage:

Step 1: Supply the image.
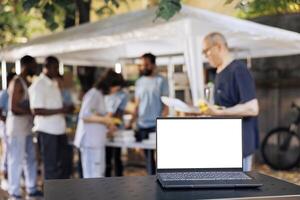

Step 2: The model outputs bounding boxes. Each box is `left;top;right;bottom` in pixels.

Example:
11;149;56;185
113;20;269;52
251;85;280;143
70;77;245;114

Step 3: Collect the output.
96;5;115;16
0;0;182;48
21;0;74;31
96;0;131;17
227;0;300;18
156;0;181;20
96;0;182;21
225;0;235;4
0;1;31;47
21;0;132;30
23;0;39;11
105;0;121;8
42;3;59;30
3;0;299;48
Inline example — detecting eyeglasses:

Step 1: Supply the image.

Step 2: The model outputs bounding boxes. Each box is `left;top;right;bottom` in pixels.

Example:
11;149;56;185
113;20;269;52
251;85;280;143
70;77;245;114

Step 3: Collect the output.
202;45;216;57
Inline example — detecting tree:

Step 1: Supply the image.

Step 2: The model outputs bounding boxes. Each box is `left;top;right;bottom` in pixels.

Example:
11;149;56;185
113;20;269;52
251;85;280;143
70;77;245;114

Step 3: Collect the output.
0;1;29;47
157;0;300;20
0;0;182;47
1;0;299;48
156;0;181;20
21;0;182;29
226;0;300;18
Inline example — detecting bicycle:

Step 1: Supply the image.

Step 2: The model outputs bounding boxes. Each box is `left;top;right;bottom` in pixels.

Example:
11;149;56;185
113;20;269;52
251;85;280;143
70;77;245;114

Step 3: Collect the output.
261;102;300;170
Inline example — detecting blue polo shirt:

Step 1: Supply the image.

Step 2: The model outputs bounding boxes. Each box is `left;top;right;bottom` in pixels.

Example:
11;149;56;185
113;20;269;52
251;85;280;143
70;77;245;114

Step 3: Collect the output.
105;90;129;115
214;60;259;157
135;75;169;128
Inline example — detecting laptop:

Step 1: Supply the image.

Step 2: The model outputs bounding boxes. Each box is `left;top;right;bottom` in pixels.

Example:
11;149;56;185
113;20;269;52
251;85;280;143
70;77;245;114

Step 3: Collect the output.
156;117;262;189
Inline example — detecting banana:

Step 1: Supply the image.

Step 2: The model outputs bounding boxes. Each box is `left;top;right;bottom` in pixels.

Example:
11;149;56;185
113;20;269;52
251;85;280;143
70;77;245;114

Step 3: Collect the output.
197;100;208;113
112;118;122;125
197;100;223;113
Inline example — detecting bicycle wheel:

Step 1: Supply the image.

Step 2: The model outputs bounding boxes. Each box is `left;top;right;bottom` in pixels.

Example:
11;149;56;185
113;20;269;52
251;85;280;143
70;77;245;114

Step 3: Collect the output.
261;127;300;170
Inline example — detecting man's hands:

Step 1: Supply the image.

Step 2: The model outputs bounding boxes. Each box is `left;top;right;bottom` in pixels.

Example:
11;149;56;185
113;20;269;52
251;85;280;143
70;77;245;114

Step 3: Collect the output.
107;124;117;139
201;99;259;117
101;116;117;139
102;116;118;133
101;116;115;127
202;104;224;116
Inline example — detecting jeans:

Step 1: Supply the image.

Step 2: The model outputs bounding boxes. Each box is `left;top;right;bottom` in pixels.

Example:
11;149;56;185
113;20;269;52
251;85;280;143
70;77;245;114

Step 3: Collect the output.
38;132;70;180
243;154;253;172
105;147;123;177
80;147;105;178
135;127;156;175
7;135;37;196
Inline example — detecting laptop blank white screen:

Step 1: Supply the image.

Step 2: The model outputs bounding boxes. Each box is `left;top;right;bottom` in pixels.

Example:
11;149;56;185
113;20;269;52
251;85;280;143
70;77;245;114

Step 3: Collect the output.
157;118;243;169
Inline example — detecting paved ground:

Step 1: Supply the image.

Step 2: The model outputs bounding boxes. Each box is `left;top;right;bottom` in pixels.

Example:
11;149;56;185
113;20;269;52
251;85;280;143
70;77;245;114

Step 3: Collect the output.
255;164;300;185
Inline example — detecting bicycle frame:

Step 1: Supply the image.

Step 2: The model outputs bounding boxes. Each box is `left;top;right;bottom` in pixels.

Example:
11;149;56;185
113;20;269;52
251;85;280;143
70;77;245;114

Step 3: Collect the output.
289;103;300;132
280;104;300;151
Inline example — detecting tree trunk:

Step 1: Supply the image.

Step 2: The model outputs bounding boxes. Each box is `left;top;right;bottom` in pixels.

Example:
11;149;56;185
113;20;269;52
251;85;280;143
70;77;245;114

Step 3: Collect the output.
76;0;91;24
64;7;76;28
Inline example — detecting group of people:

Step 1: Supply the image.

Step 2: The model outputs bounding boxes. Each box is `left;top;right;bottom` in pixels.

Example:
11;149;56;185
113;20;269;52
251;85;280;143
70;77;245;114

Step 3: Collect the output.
74;53;169;177
0;56;74;199
0;32;260;199
0;52;170;199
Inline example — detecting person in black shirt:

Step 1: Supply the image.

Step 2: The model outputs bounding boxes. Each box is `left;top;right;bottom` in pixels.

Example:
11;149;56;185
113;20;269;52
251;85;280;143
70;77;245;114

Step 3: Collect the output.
202;32;259;171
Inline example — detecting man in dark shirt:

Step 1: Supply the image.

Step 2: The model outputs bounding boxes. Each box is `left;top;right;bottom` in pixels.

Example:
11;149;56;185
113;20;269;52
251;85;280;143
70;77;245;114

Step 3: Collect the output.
202;32;259;171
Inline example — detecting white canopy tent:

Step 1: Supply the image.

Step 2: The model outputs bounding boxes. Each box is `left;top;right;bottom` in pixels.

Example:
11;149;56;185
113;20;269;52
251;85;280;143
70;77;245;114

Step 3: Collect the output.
1;6;300;104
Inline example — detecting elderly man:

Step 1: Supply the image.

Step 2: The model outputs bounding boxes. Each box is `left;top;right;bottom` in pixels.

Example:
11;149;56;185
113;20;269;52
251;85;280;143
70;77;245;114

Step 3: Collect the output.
202;32;259;172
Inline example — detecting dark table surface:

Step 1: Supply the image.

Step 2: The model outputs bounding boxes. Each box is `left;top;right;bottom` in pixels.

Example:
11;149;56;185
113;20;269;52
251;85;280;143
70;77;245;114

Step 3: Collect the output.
45;172;300;200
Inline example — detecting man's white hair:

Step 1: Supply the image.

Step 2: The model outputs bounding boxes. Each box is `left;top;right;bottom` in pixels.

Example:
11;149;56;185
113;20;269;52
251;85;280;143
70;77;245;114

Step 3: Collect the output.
204;32;229;49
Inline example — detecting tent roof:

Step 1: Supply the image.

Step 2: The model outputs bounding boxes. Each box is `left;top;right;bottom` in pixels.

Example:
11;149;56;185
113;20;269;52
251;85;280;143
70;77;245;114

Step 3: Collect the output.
1;5;300;66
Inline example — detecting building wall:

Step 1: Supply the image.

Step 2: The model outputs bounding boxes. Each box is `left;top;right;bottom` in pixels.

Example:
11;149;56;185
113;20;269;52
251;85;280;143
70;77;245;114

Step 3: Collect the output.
251;14;300;142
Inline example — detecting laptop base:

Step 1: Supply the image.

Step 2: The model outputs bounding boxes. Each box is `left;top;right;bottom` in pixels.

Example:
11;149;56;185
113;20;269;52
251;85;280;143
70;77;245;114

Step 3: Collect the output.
158;173;263;189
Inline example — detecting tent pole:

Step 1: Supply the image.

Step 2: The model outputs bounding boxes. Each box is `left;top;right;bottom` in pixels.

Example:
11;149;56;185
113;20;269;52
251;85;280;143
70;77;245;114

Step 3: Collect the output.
1;60;7;90
247;55;252;69
59;62;64;75
167;56;175;116
15;60;21;75
184;35;204;106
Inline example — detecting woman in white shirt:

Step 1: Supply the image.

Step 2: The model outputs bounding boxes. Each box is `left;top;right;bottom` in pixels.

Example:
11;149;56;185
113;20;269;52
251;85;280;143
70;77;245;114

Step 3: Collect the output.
74;70;121;178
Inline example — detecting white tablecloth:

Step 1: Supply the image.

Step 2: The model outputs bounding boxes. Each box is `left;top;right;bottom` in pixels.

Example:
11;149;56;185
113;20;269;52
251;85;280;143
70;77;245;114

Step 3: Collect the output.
105;140;156;150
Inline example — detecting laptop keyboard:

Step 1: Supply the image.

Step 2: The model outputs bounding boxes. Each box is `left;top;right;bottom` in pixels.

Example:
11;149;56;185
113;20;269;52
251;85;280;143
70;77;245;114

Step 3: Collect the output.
160;172;251;181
